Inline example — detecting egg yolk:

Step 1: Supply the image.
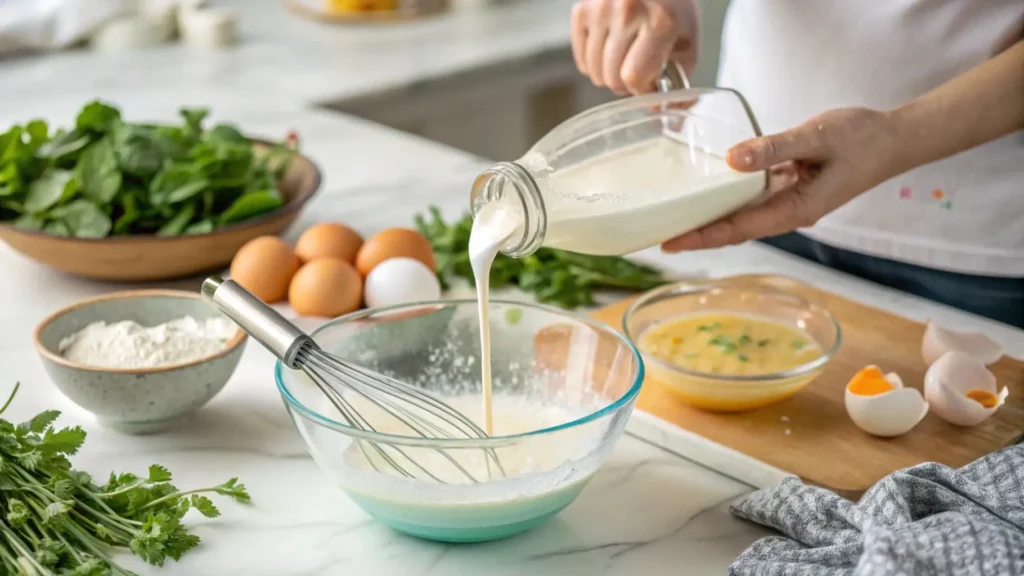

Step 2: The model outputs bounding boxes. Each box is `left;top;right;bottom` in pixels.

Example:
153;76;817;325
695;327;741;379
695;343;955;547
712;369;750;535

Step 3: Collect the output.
847;366;894;396
965;388;999;408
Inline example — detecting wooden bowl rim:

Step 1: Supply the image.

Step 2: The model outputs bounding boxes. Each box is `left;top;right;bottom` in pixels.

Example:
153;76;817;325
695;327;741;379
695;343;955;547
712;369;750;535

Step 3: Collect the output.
0;138;321;245
34;289;248;375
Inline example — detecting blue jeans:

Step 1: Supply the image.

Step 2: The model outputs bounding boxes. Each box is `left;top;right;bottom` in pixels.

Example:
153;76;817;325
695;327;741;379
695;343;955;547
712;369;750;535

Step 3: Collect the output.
760;233;1024;329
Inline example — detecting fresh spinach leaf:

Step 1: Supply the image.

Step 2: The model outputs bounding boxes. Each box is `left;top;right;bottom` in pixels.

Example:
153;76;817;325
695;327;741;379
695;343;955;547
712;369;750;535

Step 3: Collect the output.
201;190;214;219
58;175;80;205
25;120;48;148
50;200;111;238
206;124;247;144
150;164;207;205
157;203;196;236
113;124;166;176
76;138;122;203
184;219;214;235
13;214;44;231
24;169;73;213
36;130;91;160
0;163;20;197
75;101;121;134
1;126;28;164
218;191;282;225
180;107;209;138
113;193;140;234
43;220;72;236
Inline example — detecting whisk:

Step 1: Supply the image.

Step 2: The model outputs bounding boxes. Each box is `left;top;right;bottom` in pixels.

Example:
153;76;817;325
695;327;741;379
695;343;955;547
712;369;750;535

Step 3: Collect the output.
201;277;505;483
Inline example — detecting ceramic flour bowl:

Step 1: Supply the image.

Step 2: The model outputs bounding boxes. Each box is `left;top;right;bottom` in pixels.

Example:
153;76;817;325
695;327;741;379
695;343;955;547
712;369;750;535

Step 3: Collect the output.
34;290;247;434
277;300;643;543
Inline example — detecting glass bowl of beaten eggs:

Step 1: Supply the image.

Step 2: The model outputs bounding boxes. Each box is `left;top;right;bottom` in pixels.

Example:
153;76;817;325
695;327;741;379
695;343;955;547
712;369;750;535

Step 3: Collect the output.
624;276;841;412
275;299;643;543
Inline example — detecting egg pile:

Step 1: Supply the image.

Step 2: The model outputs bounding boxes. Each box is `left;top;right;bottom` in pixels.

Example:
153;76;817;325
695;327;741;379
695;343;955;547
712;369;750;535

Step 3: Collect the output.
844;321;1008;437
228;223;441;318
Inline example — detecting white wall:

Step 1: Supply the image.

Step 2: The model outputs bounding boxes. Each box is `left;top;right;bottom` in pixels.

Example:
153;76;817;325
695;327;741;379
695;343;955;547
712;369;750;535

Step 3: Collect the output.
693;0;731;86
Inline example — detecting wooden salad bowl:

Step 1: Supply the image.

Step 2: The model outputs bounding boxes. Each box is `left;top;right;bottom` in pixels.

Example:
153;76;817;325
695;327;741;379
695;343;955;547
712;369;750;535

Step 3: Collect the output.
0;140;321;282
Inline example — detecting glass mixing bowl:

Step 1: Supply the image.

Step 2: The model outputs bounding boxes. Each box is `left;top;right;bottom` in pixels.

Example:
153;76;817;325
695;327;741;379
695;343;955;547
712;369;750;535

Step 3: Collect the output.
276;299;643;543
624;276;841;412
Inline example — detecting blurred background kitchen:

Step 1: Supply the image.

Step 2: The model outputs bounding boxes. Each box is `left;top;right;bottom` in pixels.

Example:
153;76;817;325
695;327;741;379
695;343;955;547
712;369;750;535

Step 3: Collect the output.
0;0;730;161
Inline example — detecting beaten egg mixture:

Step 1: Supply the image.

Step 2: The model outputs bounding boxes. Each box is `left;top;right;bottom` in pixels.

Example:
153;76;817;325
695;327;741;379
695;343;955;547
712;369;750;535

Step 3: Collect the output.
639;313;821;376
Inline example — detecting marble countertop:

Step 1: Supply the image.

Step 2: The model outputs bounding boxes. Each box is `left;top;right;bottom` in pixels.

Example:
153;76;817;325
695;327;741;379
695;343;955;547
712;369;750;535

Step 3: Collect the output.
1;2;1022;574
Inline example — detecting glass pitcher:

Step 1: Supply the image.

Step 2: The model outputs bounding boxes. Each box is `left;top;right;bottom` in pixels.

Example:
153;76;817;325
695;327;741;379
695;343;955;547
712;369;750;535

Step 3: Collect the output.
469;63;767;257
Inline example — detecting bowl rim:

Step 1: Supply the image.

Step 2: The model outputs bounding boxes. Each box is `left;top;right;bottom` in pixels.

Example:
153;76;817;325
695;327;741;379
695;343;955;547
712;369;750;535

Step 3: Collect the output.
623;280;842;383
275;298;645;447
0;139;321;244
34;289;248;374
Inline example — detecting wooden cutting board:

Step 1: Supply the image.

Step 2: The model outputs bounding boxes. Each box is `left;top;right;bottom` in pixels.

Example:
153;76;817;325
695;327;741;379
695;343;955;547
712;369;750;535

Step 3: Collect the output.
590;275;1024;498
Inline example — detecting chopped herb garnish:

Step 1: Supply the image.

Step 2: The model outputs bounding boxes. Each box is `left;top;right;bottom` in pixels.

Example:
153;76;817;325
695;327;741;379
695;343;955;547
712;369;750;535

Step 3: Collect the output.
738;334;753;345
697;322;721;332
505;307;523;325
707;335;739;354
738;354;750;362
792;340;807;350
757;339;771;347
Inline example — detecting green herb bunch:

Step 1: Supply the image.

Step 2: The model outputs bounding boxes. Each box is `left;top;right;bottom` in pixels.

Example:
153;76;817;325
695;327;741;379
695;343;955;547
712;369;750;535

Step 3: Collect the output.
0;384;250;575
0;101;294;238
414;206;667;309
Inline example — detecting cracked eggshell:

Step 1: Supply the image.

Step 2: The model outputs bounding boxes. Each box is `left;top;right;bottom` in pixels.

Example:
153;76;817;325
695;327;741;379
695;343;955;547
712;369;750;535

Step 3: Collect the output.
924;351;1008;427
845;369;929;438
921;320;1003;366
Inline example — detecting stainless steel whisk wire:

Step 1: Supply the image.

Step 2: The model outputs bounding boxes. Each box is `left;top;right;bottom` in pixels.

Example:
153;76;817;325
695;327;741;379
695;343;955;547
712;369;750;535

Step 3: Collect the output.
201;277;506;483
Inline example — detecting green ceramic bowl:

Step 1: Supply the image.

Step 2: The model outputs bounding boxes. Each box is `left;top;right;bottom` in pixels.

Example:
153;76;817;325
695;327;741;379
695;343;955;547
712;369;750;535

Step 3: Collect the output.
34;290;247;434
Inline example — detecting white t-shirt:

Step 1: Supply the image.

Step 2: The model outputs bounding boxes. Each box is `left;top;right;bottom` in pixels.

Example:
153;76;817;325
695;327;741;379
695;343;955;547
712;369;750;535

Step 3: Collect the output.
716;0;1024;277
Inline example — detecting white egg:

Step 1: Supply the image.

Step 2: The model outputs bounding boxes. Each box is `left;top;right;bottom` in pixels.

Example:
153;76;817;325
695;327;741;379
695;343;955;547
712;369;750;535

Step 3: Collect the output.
363;257;442;309
924;351;1008;427
845;368;928;438
921;320;1003;366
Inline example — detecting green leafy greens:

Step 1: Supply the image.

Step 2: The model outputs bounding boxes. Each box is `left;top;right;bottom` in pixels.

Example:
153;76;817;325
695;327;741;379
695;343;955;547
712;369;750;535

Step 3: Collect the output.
414;206;667;309
0;383;250;575
0;101;294;238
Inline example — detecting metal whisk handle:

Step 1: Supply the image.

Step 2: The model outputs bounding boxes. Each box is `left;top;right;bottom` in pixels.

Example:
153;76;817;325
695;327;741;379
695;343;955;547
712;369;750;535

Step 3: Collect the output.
201;276;313;369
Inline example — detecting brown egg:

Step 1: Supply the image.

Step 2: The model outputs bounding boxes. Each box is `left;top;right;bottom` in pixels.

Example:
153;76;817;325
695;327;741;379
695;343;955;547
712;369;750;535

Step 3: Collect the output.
230;236;300;303
355;227;435;277
294;222;364;264
288;259;363;317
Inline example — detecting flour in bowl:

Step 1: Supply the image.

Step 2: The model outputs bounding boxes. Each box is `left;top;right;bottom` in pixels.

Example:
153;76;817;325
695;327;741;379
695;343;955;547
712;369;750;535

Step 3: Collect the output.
58;316;239;369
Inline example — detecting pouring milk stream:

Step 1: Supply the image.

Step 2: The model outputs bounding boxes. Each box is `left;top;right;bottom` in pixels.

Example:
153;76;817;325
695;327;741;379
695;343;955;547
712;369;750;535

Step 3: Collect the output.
468;66;767;432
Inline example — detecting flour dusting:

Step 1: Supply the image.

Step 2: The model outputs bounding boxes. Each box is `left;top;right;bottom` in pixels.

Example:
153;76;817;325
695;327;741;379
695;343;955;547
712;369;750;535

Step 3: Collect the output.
58;316;238;369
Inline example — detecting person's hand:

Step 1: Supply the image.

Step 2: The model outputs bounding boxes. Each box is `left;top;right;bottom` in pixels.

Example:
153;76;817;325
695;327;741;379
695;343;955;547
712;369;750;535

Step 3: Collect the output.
662;108;905;252
571;0;699;96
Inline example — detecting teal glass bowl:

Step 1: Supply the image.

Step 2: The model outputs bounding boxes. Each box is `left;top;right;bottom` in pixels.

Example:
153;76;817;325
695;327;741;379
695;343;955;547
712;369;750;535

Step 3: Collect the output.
276;299;643;543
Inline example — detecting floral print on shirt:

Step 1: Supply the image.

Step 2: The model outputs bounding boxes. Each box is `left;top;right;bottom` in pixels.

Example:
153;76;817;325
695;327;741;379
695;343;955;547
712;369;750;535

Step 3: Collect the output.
897;186;953;210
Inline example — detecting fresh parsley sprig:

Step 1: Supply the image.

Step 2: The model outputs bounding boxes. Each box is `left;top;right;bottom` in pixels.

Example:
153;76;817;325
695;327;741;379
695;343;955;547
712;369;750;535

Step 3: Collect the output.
414;206;667;309
0;383;249;575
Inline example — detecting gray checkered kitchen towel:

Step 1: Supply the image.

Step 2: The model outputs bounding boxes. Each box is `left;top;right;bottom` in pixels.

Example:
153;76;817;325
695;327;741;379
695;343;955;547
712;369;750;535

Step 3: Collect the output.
729;445;1024;576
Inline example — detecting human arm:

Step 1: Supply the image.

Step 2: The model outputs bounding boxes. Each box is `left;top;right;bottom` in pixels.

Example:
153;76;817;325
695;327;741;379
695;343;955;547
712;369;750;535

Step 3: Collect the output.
661;39;1024;252
570;0;699;95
